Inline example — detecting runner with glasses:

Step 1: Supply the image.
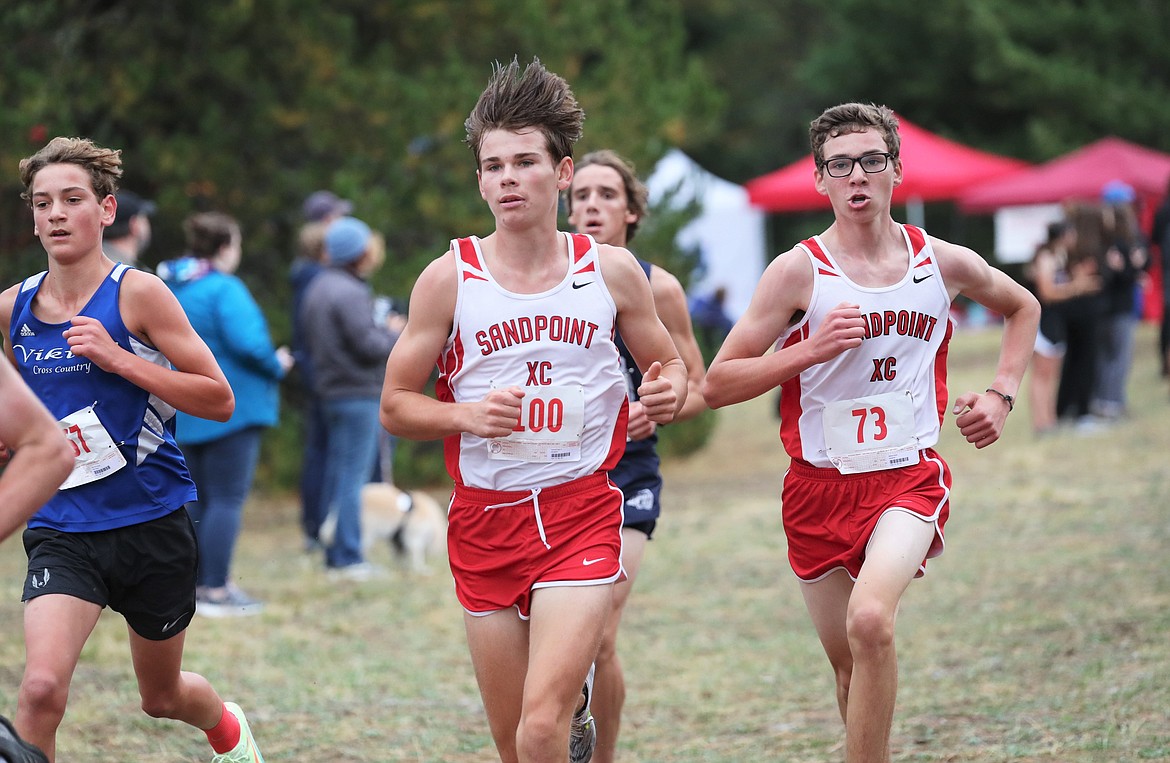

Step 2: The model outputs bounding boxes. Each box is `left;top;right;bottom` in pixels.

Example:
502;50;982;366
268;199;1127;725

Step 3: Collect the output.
821;152;895;178
703;102;1038;763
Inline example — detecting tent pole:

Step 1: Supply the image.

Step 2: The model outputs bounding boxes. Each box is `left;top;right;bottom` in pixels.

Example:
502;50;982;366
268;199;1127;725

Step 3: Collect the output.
906;195;925;227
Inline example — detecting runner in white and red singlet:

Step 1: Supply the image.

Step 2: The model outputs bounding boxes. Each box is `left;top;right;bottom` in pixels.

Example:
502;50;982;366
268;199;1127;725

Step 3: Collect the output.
704;103;1039;763
380;59;687;763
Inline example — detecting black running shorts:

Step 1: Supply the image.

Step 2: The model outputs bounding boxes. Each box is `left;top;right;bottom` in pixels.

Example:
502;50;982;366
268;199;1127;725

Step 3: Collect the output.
22;508;198;641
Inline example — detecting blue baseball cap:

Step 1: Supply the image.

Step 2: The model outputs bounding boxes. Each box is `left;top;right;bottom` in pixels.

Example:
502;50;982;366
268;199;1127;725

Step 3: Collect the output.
324;217;372;265
1101;180;1135;204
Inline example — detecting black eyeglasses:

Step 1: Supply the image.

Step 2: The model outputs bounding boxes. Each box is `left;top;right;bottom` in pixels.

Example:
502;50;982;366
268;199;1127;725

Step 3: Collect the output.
820;152;895;178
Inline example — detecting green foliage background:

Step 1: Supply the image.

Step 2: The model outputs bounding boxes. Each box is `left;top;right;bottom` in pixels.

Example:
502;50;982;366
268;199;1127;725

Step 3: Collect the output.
2;0;1168;488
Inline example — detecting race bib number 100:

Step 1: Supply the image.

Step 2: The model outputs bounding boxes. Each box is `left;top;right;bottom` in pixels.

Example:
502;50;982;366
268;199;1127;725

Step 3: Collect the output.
488;385;585;463
822;390;920;474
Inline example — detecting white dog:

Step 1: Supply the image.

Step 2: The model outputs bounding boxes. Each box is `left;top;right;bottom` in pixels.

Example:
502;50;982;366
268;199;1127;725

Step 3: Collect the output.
319;482;447;574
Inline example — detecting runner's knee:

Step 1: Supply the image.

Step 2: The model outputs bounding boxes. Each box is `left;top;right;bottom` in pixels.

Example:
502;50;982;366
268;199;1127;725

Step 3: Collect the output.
18;673;68;720
846;602;895;656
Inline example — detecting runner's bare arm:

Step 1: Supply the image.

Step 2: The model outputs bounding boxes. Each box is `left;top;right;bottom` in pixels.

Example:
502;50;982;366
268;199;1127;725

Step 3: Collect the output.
380;253;524;440
0;354;74;543
604;246;686;424
649;264;707;422
937;238;1040;448
0;286;17;365
704;248;865;408
89;270;234;421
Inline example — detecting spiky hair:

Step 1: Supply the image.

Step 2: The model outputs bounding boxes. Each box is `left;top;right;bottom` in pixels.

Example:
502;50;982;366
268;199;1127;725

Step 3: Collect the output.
465;57;584;166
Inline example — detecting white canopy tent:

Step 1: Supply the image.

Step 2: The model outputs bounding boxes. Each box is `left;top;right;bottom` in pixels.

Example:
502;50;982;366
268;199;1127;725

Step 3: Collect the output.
992;203;1065;265
646;149;767;320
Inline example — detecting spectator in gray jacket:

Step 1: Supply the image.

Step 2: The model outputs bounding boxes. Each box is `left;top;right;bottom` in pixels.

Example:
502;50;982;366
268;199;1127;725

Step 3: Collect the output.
300;216;403;579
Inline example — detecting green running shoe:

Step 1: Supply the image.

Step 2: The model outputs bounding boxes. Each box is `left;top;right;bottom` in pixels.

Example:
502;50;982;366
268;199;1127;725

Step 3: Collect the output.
211;703;265;763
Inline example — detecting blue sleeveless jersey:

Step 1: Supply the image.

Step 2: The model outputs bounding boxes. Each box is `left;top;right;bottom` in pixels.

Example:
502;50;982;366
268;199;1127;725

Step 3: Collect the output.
609;259;662;494
9;265;196;531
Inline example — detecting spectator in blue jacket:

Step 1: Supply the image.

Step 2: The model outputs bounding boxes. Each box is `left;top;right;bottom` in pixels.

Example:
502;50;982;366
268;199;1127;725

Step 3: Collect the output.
160;212;293;616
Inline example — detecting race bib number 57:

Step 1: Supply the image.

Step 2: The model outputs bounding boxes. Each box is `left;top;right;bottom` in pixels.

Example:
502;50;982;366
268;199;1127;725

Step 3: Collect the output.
59;406;127;490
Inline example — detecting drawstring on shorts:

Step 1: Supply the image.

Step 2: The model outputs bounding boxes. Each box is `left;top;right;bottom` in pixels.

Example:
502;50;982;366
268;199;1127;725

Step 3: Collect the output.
485;488;550;549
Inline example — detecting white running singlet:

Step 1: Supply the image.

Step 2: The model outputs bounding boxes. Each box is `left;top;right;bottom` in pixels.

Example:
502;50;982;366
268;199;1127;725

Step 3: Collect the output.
437;233;629;491
777;225;954;471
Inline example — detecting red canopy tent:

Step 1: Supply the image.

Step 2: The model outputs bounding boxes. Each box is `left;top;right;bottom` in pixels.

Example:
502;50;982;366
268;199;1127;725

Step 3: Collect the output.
959;136;1170;323
745;116;1029;212
957;136;1170;213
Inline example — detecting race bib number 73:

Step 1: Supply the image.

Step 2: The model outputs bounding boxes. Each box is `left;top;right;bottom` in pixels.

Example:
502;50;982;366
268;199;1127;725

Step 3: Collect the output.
823;390;920;474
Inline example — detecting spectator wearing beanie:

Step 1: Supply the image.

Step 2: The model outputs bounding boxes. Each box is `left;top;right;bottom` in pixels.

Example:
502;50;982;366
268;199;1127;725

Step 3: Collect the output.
299;217;403;579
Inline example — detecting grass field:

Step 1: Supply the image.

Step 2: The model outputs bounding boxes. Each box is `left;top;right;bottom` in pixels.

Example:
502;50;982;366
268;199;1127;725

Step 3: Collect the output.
1;325;1168;762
